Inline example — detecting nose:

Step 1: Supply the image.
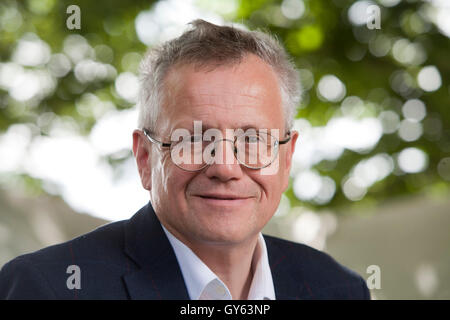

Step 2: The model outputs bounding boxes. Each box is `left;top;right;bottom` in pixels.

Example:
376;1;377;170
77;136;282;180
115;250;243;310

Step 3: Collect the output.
203;139;243;182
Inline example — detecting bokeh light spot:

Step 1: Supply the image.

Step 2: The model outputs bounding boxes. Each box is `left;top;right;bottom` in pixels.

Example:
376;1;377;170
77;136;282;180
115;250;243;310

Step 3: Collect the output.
295;25;323;51
397;147;428;173
417;65;442;92
317;75;346;102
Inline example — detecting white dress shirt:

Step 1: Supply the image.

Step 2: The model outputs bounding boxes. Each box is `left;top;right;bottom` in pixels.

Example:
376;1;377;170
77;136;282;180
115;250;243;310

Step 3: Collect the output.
161;224;276;300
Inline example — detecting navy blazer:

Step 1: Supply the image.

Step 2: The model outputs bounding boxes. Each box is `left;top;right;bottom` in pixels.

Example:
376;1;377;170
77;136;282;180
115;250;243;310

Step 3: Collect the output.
0;202;370;299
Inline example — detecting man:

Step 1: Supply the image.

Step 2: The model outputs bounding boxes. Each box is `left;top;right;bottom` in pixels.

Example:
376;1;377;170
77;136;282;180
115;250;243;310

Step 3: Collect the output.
0;20;370;300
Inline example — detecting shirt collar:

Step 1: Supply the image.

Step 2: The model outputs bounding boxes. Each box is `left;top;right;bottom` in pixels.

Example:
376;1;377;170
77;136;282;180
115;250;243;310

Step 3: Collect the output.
247;231;275;300
161;224;275;300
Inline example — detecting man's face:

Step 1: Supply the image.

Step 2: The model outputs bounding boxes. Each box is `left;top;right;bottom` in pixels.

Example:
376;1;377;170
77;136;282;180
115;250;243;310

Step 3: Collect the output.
133;54;298;247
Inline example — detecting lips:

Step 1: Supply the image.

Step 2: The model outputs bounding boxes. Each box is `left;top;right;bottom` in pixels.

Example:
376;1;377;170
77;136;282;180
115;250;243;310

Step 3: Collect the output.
196;193;251;200
190;190;256;211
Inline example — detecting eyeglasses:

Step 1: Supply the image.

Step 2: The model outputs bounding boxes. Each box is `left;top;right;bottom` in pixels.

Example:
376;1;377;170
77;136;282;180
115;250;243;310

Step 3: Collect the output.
142;128;291;172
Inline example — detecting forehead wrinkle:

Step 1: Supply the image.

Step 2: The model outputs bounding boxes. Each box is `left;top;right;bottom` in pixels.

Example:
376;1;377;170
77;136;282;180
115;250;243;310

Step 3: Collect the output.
171;110;274;131
186;90;263;108
170;106;266;131
172;93;264;119
164;60;275;112
168;90;277;132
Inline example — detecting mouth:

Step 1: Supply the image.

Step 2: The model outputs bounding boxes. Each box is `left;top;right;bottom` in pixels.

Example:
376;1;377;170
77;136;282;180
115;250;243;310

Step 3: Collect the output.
197;193;251;200
193;193;253;206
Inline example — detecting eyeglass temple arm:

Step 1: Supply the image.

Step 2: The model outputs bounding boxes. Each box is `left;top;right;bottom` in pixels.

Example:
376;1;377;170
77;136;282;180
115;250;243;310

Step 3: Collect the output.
279;131;292;145
143;129;171;148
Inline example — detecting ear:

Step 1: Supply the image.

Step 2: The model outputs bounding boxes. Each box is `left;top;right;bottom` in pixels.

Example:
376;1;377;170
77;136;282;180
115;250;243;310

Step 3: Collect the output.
133;129;152;191
282;130;299;191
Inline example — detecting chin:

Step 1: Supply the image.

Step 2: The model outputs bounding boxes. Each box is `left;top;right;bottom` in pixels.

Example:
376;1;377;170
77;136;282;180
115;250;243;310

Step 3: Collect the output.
185;199;264;243
192;215;259;245
200;228;254;245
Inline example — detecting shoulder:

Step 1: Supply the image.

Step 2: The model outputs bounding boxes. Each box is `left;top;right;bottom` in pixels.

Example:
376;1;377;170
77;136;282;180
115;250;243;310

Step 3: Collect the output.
0;219;128;299
264;234;370;299
7;219;126;265
264;235;359;278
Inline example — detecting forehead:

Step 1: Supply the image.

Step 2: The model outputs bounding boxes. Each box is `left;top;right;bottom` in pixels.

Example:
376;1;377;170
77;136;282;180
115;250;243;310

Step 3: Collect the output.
159;54;284;132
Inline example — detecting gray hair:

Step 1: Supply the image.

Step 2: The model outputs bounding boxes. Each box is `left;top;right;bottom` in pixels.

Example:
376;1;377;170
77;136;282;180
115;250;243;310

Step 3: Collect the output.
137;19;301;132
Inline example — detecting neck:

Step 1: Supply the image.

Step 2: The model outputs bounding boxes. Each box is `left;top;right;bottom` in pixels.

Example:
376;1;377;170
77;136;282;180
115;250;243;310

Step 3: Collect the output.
190;236;259;300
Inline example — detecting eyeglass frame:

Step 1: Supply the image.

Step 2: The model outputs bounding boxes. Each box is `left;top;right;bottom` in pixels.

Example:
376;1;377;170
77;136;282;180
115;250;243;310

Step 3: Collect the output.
141;128;292;171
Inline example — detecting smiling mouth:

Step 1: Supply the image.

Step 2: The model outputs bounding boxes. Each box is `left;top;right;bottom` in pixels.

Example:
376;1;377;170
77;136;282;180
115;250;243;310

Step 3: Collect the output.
196;196;251;209
194;194;253;204
197;194;250;200
200;196;241;200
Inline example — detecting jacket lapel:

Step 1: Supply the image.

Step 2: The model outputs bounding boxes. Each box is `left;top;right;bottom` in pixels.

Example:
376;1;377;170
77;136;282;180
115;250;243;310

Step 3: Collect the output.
122;202;189;300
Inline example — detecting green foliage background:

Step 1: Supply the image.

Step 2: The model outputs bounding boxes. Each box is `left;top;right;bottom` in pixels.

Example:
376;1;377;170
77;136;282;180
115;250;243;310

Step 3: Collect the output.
0;0;449;215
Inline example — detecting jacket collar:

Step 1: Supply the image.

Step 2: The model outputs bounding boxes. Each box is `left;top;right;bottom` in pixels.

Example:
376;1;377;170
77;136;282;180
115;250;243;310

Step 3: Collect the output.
122;202;189;299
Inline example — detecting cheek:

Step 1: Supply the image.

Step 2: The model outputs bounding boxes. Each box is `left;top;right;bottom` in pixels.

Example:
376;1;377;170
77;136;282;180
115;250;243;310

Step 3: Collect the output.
271;150;291;190
163;164;195;205
248;171;281;203
153;151;178;192
250;161;289;209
